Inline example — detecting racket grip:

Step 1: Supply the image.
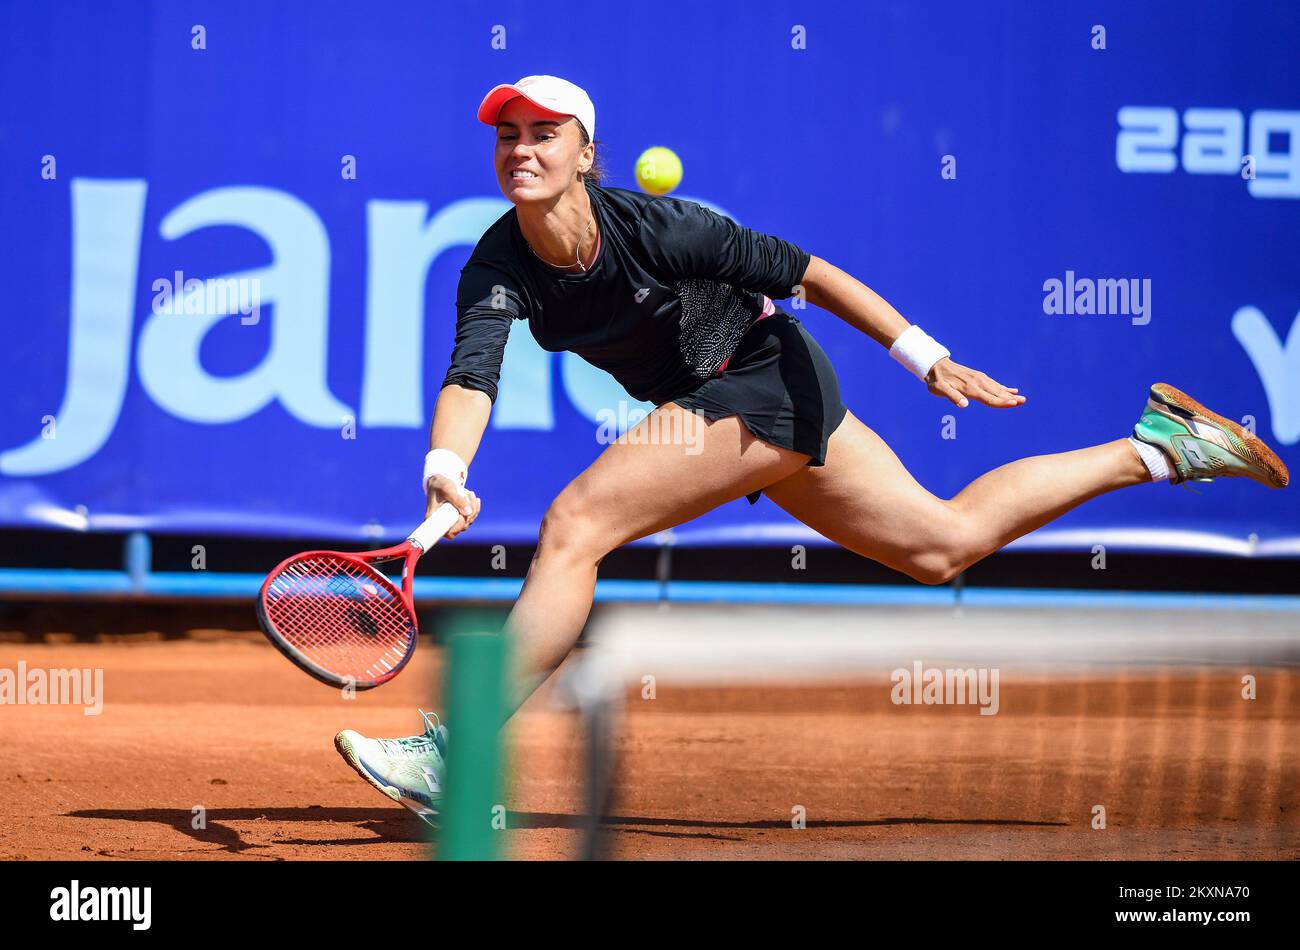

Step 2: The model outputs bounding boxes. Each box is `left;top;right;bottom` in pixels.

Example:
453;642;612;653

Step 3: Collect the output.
408;503;462;552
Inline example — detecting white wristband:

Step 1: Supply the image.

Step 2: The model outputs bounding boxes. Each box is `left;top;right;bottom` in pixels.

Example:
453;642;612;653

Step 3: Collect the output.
423;448;468;494
889;325;951;381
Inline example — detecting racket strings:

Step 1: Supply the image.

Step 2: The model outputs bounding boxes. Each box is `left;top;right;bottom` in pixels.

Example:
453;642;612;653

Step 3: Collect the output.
264;556;414;681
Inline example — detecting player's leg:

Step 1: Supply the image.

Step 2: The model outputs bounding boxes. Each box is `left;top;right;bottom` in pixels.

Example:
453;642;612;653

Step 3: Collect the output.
336;403;808;824
762;409;1147;584
503;401;809;710
763;384;1288;584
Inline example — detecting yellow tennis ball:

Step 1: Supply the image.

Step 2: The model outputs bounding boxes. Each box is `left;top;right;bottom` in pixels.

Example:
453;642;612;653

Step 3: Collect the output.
635;146;683;195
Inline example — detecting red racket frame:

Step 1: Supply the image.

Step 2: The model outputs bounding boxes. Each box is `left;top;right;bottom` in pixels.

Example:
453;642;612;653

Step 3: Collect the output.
255;505;460;689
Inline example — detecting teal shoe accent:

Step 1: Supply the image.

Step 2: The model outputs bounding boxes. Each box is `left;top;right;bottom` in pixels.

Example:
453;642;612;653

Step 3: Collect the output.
1132;384;1289;489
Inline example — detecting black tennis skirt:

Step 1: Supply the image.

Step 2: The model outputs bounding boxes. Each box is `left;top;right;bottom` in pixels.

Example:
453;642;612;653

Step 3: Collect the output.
668;309;849;504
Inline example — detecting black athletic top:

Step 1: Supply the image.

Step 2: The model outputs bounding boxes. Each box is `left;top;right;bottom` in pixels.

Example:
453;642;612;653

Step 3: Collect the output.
442;182;810;406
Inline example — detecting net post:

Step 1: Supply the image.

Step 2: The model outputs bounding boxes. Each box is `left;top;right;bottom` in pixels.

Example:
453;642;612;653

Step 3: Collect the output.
438;608;510;861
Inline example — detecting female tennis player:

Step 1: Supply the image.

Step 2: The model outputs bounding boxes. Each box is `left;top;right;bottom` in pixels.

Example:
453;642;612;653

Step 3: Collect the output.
333;75;1290;826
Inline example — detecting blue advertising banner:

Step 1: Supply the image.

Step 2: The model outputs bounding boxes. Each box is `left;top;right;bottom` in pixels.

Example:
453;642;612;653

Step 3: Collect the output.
1;0;1297;553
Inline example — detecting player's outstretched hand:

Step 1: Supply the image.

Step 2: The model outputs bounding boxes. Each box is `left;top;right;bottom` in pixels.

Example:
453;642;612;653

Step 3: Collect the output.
926;357;1025;409
426;474;480;540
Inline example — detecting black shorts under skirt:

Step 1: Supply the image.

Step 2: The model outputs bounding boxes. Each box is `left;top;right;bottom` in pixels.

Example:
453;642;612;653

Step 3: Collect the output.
667;310;849;504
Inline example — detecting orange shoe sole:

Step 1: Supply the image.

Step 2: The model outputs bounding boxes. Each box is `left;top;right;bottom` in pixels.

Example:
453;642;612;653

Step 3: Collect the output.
1150;383;1290;489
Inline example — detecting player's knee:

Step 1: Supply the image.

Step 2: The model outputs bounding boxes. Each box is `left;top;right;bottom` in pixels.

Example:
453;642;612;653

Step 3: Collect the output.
904;510;980;584
906;550;964;586
537;492;610;564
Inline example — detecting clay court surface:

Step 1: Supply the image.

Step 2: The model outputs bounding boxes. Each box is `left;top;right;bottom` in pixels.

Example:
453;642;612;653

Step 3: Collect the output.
1;610;1297;861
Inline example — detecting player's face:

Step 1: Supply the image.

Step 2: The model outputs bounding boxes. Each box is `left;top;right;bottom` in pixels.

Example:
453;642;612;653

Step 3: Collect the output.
495;97;590;204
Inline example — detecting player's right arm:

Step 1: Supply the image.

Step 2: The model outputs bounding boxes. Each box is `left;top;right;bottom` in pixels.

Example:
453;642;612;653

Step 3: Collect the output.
428;262;526;537
425;384;491;536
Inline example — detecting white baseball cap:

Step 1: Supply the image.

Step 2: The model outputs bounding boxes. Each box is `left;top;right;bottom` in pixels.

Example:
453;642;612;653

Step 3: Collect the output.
477;75;596;141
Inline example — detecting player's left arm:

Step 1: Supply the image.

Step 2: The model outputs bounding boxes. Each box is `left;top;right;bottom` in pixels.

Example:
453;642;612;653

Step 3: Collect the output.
800;254;1024;409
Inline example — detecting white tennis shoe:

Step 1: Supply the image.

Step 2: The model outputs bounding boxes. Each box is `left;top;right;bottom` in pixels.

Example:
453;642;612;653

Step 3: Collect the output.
334;709;448;827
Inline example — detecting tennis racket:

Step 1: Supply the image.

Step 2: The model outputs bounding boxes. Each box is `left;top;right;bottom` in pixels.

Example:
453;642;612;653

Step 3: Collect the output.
256;504;461;689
